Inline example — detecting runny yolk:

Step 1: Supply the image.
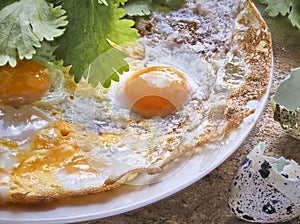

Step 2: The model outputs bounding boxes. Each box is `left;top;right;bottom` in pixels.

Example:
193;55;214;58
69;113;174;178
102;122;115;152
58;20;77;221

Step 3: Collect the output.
125;66;191;118
0;59;54;106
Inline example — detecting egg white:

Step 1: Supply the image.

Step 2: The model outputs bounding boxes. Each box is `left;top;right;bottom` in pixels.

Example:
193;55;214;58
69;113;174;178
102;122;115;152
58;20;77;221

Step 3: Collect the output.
0;0;252;194
59;46;234;186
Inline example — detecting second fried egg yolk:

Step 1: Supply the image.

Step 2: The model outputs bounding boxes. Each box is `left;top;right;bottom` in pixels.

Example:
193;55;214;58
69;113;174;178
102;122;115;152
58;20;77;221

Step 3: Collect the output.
0;60;54;106
125;66;191;118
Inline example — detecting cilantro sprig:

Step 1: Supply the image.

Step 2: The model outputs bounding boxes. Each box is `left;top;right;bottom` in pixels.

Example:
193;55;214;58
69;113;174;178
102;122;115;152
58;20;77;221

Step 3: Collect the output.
54;0;139;88
0;0;67;67
259;0;300;29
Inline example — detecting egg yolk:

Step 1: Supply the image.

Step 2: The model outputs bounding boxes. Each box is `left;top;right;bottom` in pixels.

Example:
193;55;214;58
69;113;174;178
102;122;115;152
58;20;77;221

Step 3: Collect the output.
125;66;191;118
0;60;54;106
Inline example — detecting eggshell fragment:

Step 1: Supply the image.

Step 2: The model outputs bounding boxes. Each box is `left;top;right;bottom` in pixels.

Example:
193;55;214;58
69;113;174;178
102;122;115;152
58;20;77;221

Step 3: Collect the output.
228;142;300;223
272;67;300;139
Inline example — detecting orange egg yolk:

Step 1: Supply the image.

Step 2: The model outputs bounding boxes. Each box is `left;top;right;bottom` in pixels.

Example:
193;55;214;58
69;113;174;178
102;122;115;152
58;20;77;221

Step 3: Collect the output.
0;60;54;106
125;66;191;118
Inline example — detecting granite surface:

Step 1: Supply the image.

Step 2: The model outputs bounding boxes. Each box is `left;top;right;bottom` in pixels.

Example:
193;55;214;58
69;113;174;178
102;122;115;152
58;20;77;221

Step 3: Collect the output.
75;4;300;224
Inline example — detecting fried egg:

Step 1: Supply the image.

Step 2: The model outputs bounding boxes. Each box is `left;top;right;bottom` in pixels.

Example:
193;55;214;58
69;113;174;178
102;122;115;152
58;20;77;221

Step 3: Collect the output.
67;42;258;186
0;0;272;204
0;58;68;145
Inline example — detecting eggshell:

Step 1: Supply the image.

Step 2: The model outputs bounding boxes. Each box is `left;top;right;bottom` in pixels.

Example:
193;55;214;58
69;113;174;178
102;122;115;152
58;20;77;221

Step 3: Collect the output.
272;67;300;139
228;142;300;223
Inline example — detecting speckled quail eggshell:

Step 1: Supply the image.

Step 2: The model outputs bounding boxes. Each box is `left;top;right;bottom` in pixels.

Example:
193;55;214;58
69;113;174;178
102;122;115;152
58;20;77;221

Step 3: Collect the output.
272;67;300;139
228;142;300;223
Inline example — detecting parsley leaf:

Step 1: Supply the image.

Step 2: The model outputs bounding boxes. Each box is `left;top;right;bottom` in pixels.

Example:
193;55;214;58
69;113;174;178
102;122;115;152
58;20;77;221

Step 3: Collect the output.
259;0;300;29
55;0;139;88
0;0;68;67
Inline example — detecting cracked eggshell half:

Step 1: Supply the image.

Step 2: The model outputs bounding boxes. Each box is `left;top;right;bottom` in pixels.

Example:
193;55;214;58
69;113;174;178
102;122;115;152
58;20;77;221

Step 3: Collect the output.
228;142;300;223
272;67;300;139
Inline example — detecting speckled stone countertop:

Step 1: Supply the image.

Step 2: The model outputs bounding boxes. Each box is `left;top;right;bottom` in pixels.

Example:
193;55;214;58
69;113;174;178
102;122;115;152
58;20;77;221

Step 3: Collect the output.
76;4;300;224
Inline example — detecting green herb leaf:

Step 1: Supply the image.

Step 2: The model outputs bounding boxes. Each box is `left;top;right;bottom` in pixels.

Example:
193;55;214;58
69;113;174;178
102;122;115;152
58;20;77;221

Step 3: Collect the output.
259;0;300;29
0;0;68;67
83;47;129;88
123;0;151;16
46;0;63;6
288;1;300;28
34;41;64;66
55;0;139;88
123;0;185;16
153;0;185;8
152;0;185;11
99;0;108;6
0;0;16;10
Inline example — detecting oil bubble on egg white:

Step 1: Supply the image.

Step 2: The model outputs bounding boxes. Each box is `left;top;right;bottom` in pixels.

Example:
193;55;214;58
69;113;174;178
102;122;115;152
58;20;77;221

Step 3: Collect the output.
0;105;53;146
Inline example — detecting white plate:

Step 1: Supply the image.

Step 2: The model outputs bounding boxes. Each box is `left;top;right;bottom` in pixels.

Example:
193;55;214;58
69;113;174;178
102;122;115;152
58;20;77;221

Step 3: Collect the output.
0;64;273;223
